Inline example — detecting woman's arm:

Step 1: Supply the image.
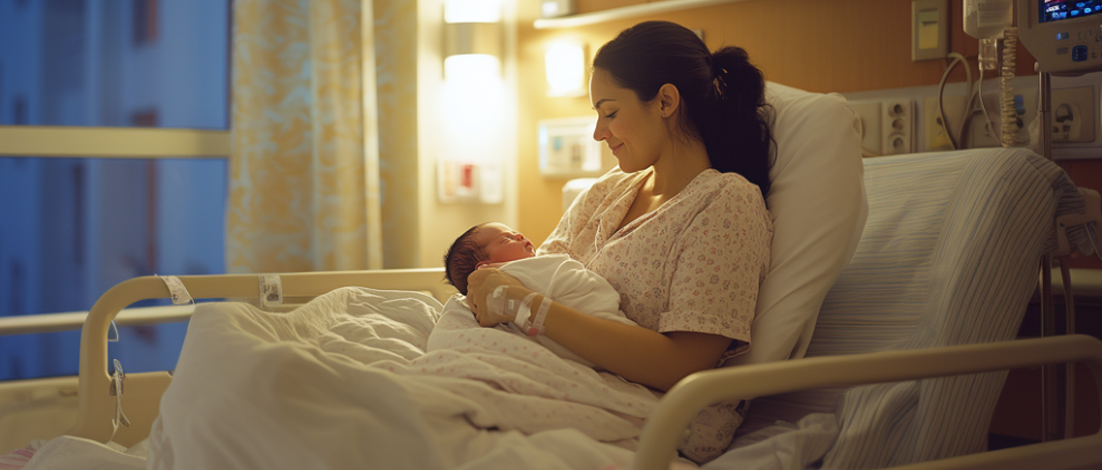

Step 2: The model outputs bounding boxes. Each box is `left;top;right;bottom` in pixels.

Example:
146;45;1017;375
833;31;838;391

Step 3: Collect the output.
467;269;731;392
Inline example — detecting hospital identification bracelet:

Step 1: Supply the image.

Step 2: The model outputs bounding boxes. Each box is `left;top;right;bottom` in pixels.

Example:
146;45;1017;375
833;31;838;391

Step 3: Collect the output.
526;295;551;336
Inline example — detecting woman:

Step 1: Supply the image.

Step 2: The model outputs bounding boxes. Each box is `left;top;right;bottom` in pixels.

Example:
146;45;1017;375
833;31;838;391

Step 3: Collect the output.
466;21;774;458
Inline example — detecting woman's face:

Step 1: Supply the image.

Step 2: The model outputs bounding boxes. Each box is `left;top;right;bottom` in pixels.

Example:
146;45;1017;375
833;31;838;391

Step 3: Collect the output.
474;223;535;265
589;68;667;173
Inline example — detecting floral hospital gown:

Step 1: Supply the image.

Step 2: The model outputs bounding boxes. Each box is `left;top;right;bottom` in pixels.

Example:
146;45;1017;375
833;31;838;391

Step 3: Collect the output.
538;166;773;462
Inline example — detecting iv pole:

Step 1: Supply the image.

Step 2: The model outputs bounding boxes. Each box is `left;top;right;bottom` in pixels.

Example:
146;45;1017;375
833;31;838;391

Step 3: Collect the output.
1035;48;1084;446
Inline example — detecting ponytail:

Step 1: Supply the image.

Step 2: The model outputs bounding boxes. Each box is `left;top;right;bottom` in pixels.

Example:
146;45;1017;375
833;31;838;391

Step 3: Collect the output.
701;47;774;197
592;21;775;197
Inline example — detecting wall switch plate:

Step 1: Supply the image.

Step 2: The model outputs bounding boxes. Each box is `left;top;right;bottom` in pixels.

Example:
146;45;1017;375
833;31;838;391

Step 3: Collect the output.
912;0;949;61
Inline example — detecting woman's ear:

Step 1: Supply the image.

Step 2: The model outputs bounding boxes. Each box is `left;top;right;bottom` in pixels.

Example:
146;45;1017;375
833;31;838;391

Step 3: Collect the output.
657;83;681;118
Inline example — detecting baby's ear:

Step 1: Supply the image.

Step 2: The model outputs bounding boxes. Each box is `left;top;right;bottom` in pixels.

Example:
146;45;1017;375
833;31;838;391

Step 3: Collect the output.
475;260;490;269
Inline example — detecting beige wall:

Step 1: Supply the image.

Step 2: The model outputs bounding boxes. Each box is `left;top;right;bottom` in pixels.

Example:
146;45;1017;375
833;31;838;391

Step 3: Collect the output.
413;0;520;268
513;0;1041;246
374;0;519;269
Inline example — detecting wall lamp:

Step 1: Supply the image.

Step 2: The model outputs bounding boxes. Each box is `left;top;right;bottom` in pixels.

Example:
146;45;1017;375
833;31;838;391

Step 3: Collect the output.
545;40;586;97
438;0;505;203
443;0;502;79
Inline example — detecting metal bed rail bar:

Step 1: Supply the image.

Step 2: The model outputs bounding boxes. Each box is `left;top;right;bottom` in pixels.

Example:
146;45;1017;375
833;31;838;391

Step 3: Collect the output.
66;268;454;447
635;334;1102;470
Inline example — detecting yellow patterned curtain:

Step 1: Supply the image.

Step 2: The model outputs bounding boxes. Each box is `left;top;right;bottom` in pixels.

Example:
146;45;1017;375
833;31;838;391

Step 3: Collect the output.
229;0;383;273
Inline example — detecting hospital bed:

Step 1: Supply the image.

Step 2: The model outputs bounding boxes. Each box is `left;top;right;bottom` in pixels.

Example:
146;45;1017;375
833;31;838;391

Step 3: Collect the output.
2;84;1102;470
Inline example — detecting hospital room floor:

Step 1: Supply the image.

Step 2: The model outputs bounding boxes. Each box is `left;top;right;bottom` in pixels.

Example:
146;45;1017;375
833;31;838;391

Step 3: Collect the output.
988;291;1102;446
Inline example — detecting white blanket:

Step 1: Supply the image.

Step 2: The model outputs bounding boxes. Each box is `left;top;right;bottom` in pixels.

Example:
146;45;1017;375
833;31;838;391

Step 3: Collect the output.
434;254;636;367
147;286;674;470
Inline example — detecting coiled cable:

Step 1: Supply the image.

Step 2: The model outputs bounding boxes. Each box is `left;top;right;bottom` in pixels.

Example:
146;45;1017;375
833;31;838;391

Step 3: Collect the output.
1001;27;1021;147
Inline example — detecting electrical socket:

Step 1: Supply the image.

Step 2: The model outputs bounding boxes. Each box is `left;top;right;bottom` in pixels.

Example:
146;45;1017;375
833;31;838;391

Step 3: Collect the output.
969;87;1038;149
848;99;915;156
924;95;967;151
1051;86;1096;143
882;99;915;155
971;107;1002;148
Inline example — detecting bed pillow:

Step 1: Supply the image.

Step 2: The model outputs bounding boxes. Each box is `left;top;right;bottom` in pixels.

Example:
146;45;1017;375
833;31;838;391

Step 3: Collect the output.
721;82;867;367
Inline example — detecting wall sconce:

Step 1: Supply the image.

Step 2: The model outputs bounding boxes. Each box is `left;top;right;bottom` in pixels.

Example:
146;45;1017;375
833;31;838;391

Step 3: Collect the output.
438;0;505;204
540;0;575;18
545;40;586;97
443;0;502;68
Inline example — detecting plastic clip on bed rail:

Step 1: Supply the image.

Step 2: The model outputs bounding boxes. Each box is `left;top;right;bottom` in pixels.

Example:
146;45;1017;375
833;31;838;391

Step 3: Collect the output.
158;275;194;305
259;274;283;309
109;358;131;442
1054;188;1101;258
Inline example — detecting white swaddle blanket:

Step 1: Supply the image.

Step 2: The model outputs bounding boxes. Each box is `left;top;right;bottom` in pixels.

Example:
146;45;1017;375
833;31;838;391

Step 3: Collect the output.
438;254;636;368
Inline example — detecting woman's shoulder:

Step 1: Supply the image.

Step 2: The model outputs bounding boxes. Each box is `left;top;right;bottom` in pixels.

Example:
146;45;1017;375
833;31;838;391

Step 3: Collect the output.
688;169;767;205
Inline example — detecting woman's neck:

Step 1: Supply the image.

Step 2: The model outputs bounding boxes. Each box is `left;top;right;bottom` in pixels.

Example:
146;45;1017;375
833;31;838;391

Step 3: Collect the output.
647;136;711;197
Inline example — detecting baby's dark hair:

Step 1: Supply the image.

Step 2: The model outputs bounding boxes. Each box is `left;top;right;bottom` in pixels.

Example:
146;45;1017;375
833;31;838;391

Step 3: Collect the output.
443;223;488;296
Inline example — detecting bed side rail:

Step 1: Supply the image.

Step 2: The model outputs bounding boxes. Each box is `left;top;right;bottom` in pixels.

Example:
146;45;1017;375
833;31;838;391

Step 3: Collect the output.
634;335;1102;470
68;268;453;447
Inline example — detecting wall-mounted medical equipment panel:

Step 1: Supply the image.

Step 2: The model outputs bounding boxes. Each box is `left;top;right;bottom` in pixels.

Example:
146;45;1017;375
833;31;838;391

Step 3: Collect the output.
437;161;504;204
1019;0;1102;74
913;0;950;61
537;117;611;178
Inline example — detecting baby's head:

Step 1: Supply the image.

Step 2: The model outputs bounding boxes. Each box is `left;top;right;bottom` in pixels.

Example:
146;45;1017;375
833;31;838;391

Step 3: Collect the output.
443;222;536;295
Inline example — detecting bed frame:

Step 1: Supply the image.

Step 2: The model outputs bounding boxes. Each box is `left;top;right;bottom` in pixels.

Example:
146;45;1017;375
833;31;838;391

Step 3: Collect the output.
46;267;1101;470
67;269;457;449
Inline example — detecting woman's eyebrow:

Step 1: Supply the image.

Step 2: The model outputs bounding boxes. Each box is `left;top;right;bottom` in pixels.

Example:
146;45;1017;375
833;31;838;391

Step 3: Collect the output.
592;99;614;111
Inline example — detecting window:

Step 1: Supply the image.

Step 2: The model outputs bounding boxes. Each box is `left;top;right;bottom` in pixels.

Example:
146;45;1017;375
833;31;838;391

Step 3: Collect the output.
0;0;231;381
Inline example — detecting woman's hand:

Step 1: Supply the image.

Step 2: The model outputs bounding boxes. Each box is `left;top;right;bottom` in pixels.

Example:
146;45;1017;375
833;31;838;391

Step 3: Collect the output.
466;267;528;327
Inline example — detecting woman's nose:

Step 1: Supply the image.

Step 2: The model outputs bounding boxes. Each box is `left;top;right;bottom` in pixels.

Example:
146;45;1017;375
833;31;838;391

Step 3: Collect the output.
593;123;608;142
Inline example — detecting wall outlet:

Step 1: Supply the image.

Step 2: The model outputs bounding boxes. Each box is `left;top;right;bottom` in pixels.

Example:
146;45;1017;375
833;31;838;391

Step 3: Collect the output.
1051;86;1096;143
882;99;915;155
970;113;1002;148
848;99;915;156
924;95;967;151
969;86;1038;149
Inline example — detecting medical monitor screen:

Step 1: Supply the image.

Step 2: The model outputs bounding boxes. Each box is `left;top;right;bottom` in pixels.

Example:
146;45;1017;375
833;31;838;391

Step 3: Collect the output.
1041;0;1102;22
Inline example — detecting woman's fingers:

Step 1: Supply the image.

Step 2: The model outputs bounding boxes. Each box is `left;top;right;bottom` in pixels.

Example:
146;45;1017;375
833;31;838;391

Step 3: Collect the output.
466;268;527;327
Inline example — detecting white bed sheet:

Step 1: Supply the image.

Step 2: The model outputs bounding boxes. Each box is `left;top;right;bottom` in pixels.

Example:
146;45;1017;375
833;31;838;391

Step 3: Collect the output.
143;286;676;470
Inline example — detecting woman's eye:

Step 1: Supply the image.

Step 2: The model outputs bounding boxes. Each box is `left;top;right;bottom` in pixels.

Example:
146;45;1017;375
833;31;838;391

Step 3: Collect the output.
604;111;617;119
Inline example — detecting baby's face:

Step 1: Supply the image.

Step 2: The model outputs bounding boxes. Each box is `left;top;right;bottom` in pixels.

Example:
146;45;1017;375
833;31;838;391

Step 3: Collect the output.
475;223;536;265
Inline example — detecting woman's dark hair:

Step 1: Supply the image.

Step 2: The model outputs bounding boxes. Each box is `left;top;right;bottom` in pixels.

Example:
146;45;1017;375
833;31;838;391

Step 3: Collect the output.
592;21;774;197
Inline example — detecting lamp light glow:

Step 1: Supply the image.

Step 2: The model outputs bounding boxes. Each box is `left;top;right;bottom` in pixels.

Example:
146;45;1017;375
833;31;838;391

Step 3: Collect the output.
545;41;586;97
444;0;502;23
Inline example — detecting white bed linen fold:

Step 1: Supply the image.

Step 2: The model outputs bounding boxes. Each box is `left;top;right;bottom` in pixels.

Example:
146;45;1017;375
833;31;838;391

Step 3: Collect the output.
23;436;146;470
147;286;663;470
